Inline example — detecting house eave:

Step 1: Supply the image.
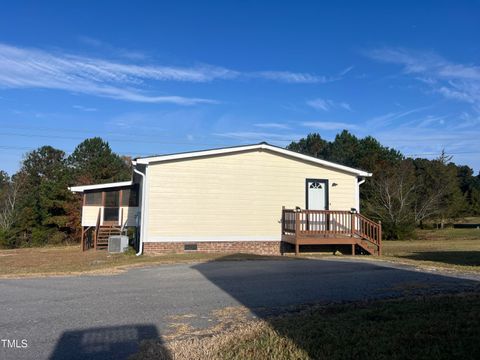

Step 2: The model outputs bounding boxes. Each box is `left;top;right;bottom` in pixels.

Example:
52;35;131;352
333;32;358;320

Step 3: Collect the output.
68;180;133;193
134;143;372;177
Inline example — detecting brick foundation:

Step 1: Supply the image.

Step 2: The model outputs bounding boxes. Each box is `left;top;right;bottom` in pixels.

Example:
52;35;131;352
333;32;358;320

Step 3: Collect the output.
143;241;283;255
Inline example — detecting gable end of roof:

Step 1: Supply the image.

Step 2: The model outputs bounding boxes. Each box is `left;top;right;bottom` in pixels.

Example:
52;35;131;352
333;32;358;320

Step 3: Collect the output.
134;142;372;177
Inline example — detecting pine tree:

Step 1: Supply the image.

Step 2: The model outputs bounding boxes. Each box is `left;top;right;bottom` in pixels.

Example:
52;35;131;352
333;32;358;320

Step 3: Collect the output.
67;137;131;185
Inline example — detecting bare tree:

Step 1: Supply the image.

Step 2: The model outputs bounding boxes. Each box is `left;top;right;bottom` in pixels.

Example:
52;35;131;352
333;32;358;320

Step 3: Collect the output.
0;176;21;231
365;161;417;238
413;183;447;225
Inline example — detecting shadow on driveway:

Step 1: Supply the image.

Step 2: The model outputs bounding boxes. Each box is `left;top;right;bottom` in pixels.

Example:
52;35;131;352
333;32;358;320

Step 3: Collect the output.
191;254;480;358
45;255;479;360
49;324;170;360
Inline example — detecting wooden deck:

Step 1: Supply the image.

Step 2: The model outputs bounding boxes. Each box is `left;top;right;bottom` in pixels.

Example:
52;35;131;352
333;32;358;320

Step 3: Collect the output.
281;208;382;256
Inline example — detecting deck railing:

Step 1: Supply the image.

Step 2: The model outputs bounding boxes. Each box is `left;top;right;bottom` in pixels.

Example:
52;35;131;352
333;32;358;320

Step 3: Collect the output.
282;208;382;252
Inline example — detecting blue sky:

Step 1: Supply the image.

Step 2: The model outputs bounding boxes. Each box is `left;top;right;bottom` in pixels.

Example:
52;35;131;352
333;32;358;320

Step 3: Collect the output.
1;1;479;175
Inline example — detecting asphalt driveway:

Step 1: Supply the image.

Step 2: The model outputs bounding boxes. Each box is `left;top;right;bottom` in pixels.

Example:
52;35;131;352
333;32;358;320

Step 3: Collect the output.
1;258;478;360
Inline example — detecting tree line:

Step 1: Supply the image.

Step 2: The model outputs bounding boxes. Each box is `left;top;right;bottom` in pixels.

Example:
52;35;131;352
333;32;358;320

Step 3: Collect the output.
0;138;131;248
1;132;479;247
288;131;480;238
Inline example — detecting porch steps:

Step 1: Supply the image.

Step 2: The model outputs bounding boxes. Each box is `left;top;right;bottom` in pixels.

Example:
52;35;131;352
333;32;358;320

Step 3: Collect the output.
95;226;122;250
356;238;380;256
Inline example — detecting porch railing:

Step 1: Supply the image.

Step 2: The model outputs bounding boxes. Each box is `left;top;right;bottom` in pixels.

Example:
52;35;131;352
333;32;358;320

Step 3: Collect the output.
282;208;382;251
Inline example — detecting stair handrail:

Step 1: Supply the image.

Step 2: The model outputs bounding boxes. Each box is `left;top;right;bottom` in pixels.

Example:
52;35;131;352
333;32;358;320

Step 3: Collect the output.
354;212;382;247
119;207;124;233
120;219;128;235
94;208;101;250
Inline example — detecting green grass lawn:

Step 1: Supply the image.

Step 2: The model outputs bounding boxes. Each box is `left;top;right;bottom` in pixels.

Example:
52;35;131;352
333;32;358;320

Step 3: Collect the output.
133;294;480;360
381;228;480;272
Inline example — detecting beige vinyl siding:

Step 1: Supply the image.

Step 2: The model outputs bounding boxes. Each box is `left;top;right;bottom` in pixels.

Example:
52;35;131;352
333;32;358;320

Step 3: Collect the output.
82;206;138;226
145;149;357;240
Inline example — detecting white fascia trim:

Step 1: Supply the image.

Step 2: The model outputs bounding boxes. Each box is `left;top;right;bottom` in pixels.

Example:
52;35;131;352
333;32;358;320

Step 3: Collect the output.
136;144;261;165
69;181;133;193
135;143;372;177
263;145;372;177
144;235;281;243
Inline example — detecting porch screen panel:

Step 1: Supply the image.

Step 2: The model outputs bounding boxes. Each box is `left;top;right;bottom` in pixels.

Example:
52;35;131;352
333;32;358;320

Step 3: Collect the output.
84;192;102;206
121;187;139;207
104;190;119;207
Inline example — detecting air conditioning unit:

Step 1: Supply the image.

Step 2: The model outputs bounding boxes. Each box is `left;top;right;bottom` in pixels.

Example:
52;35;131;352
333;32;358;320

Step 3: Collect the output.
108;235;129;253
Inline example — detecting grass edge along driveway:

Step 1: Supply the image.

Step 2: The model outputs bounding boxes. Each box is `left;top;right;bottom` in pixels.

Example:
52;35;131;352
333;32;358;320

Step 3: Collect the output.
132;292;480;360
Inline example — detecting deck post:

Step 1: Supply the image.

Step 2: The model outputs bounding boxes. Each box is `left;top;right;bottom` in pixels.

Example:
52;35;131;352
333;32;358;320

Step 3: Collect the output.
378;221;382;256
295;211;301;256
81;227;85;251
350;211;355;236
351;244;355;256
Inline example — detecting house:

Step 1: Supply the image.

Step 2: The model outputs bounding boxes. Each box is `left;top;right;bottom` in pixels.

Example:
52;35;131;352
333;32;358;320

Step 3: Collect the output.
69;142;381;256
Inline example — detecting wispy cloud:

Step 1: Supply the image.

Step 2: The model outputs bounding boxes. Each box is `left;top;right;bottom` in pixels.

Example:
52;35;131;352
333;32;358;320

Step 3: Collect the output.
0;43;349;105
301;121;358;130
253;122;291;130
307;98;352;112
339;66;354;76
307;98;330;111
366;47;480;112
405;114;446;128
253;66;353;84
454;112;480;129
78;36;104;48
108;109;208;131
213;131;301;142
73;104;97;112
0;43;223;105
374;125;479;157
366;106;430;127
254;71;331;84
78;36;148;61
364;109;480;169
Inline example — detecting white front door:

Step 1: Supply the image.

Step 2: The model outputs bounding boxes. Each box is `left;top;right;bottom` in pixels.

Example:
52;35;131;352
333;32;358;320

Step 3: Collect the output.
306;179;328;231
306;179;328;210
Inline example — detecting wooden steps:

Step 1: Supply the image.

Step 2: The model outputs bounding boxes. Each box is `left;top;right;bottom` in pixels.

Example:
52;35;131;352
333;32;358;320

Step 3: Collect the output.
355;238;380;256
95;226;122;250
